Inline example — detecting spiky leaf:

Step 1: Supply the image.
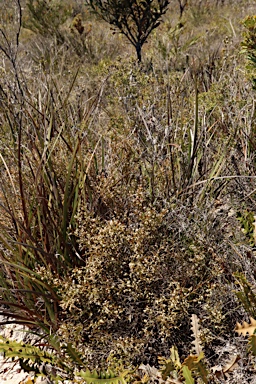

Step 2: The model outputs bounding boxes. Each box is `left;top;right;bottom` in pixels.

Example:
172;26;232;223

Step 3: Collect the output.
235;317;256;336
77;369;129;384
0;336;55;363
183;353;208;383
190;314;202;355
182;366;194;384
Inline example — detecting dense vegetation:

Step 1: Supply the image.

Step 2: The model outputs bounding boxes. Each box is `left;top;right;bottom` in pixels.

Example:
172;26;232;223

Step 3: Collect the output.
1;0;256;382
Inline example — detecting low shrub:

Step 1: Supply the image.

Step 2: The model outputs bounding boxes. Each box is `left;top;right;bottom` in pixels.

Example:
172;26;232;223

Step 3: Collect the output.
39;190;244;368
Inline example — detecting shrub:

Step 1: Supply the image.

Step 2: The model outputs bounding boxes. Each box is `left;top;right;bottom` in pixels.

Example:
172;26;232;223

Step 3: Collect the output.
43;189;243;368
23;0;73;44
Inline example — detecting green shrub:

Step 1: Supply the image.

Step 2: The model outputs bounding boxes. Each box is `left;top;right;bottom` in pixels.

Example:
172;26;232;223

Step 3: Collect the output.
23;0;72;44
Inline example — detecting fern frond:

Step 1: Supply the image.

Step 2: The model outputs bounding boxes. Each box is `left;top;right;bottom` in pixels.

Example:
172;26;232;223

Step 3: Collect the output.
0;335;71;381
77;369;129;384
182;366;194;384
0;336;129;383
183;353;208;384
0;335;55;363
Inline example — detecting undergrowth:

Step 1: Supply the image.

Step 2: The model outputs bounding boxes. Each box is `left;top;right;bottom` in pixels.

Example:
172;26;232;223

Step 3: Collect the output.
0;0;256;383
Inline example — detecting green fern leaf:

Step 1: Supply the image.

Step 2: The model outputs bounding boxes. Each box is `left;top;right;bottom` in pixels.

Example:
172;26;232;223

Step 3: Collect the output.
182;366;194;384
0;336;54;364
19;358;41;374
183;353;208;383
77;369;129;384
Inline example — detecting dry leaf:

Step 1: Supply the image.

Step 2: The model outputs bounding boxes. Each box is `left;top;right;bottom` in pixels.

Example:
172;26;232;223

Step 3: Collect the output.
191;314;202;355
222;355;240;373
235;317;256;336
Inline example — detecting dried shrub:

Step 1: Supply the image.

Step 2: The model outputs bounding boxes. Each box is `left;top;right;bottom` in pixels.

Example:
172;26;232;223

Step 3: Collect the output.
42;183;243;368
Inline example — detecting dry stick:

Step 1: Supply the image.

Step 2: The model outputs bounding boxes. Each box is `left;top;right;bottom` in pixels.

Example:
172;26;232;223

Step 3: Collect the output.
182;175;256;195
186;76;199;188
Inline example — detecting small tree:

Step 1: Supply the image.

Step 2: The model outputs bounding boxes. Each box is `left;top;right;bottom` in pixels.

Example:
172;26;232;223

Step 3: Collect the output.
86;0;170;62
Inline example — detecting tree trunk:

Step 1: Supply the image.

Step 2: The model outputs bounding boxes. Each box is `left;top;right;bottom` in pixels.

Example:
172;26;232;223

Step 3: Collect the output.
136;42;142;62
